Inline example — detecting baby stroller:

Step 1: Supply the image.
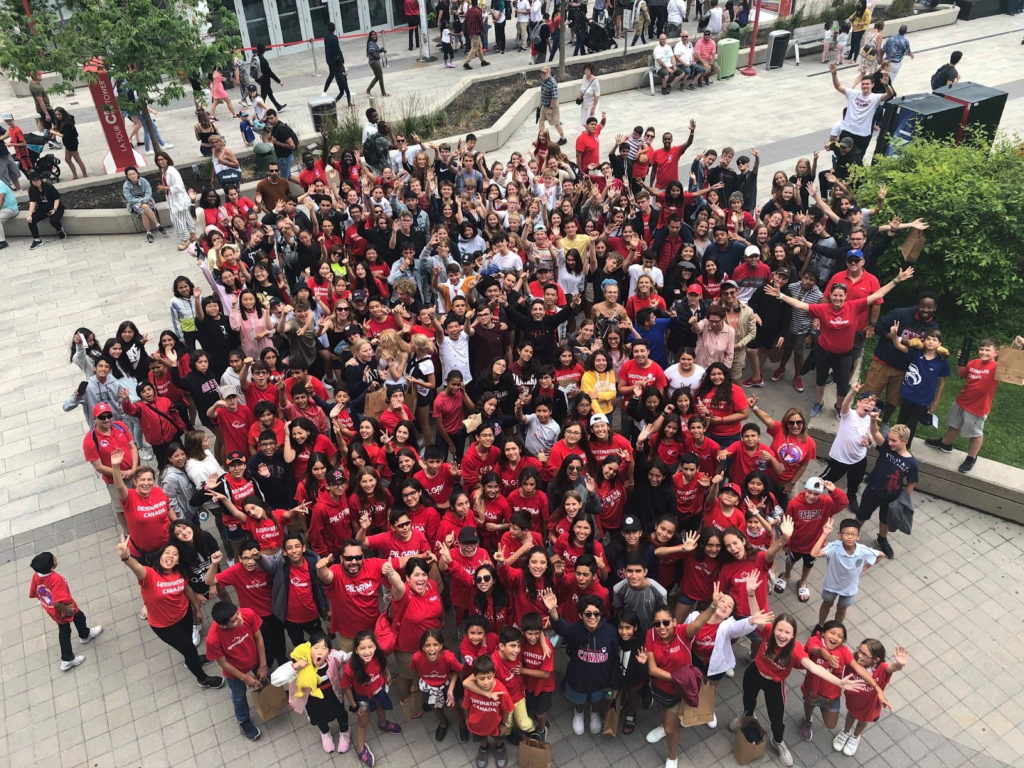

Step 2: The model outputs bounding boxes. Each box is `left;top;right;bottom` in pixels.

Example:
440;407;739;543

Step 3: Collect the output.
24;131;62;183
584;17;618;53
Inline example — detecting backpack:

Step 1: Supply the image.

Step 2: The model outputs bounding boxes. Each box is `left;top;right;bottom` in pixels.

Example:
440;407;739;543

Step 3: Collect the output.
249;55;263;82
530;21;545;44
930;64;950;90
362;132;392;168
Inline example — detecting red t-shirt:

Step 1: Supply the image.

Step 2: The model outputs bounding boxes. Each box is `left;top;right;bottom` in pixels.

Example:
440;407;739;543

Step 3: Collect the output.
683;433;720;477
507;489;549;535
802;634;854;701
248;418;286;451
244;510;288;552
491;650;527;703
29;571;76;624
956;359;999;417
366;314;400;341
243;382;279;410
698;383;748;437
463;679;514;737
673;473;705;520
122;487;171;556
394;580;444;653
461;444;502;493
785;487;848;553
719;551;770;617
553;534;606;573
433;389;467;434
340;655;387;698
691;621;721;662
825;271;881;331
214;404;256;456
478;494;512;549
498;457;542;497
651;144;686;185
216;563;273;616
753;627;808;682
409;504;442;549
410;649;462;688
308;495;352;557
807;298;868;354
575;124;603;171
82;421;134;484
365;530;430;560
459;632;499;679
618;359;668;410
596;476;627;531
140;567;189;628
222;474;257;528
520;638;556;694
323;559;386;636
767;422;816;485
415;465;456;508
291;434;337;480
285;560;320;623
350;490;392;531
844;662;893;721
206;608;263;677
679;551;720;601
724;440;774;485
645;625;695;694
446;546;492;610
702;499;745;533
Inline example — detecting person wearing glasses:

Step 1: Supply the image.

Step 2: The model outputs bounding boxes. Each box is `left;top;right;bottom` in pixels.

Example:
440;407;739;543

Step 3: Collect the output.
541;589;621;737
315;541;390;653
76;400;138;529
255;162;289;212
746;398;816;505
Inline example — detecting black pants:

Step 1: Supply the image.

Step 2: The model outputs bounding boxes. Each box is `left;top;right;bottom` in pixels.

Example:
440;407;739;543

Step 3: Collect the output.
151;610;209;683
850;30;864;61
285;617;323;646
151;437;182;471
650;6;668;35
856;486;894;527
323;63;352;105
741;663;786;743
815;348;853;401
494;21;506;52
408;15;421;48
820;456;867;505
897;401;929;447
261;612;288;667
259;78;284;109
58;610;91;661
28;207;64;239
574;36;587;56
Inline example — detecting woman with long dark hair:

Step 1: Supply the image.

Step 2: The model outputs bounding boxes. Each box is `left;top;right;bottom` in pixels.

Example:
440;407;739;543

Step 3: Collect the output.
694;362;750;448
51;106;87;179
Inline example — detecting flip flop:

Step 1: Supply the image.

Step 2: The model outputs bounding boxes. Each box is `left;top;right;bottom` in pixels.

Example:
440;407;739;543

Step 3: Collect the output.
773;579;788;594
623;714;636;735
798;586;811;602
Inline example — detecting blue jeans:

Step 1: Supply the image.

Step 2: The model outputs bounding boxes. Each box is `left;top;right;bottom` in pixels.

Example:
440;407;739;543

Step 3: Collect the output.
226;676;253;724
434;426;467;464
136;115;165;152
278;153;294;181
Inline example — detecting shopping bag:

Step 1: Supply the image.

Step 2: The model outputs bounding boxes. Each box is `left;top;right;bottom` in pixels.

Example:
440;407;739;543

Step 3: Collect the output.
400;690;423;720
679;681;716;727
518;738;552;768
363;385;387;420
901;228;925;263
602;698;620;736
252;681;289;721
733;716;768;765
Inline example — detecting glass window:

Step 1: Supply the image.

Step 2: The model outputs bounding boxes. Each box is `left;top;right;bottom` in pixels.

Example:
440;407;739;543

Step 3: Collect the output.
307;0;332;39
240;0;272;48
276;0;304;43
338;0;361;33
368;0;389;27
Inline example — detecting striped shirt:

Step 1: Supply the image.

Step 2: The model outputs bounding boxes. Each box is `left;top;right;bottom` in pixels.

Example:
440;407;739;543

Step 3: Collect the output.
540;76;559;106
787;283;823;333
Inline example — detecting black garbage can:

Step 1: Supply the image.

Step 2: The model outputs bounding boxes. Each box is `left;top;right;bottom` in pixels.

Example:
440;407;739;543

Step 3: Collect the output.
308;96;338;132
766;30;791;70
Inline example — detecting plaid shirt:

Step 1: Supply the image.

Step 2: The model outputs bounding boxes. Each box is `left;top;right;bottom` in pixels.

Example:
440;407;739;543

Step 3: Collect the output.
540;77;559;106
465;6;485;36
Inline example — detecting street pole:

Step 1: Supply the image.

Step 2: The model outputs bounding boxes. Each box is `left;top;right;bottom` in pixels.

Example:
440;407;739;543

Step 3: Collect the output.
741;0;763;76
417;0;437;62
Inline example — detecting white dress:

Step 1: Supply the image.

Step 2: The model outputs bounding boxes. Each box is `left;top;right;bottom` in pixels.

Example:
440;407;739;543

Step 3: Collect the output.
578;76;601;126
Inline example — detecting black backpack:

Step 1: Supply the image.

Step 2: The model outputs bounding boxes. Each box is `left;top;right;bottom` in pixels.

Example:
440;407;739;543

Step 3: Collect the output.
362;132;392;168
930;64;950;90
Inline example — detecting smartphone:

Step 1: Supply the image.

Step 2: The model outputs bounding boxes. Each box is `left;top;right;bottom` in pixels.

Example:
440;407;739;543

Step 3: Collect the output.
77;381;89;397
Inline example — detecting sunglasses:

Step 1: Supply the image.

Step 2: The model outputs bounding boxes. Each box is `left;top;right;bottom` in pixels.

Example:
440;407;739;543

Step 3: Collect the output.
582;611;602;619
96;413;113;420
653;619;674;628
394;521;412;529
475;574;493;584
787;420;805;426
342;555;364;562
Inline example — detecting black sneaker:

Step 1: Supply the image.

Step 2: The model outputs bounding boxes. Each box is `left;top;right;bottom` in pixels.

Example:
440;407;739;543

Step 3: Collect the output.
925;438;953;453
876;536;894;559
0;241;8;250
481;61;491;66
434;723;448;742
199;675;225;689
57;228;67;240
240;720;261;740
958;456;977;473
30;239;43;250
146;232;155;243
557;137;567;146
463;63;472;70
639;681;654;710
158;225;167;235
459;725;470;743
198;653;213;666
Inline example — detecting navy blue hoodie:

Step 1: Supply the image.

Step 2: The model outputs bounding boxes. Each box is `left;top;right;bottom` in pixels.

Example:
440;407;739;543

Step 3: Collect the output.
551;617;622;694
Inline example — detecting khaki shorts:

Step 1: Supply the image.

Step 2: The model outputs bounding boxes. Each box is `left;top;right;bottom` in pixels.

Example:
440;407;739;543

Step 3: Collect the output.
863;359;904;405
395;650;416;680
946;402;987;439
338;634;354;653
542;101;561;127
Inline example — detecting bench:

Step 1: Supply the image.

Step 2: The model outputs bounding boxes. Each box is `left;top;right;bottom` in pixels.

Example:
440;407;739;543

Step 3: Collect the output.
638;53;658;96
790;25;824;65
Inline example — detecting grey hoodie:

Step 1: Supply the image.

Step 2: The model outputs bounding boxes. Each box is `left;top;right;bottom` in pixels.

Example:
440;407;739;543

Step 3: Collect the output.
62;374;127;428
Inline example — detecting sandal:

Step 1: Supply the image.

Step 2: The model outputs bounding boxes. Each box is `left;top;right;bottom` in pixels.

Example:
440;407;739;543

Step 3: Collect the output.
773;579;788;594
798;586;811;602
494;745;507;768
623;714;636;735
476;743;490;768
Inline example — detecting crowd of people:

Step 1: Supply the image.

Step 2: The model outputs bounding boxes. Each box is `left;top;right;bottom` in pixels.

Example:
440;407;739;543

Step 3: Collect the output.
24;8;1013;768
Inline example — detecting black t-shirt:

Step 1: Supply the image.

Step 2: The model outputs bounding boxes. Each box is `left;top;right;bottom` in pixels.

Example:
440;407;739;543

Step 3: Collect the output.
28;182;61;207
270;122;299;159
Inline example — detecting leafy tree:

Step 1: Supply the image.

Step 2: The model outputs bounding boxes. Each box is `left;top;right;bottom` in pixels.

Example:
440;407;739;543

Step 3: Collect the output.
0;0;240;151
849;132;1024;322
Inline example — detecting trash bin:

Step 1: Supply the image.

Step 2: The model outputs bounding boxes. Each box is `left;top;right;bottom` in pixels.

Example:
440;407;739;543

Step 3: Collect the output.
308;95;338;133
252;142;275;173
766;30;791;70
718;37;740;79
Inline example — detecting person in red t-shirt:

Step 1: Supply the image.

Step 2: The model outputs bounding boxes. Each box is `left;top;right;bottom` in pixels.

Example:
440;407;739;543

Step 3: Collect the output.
732;615;870;762
650;124;695;187
462;655;514;763
717;423;784;485
518;612;556;732
409;629;464;741
340;631;403;764
207;387;255;464
206;601;266;738
464;626;539;741
836;640;905;756
82;402;138;526
768;265;911;417
29;551;101;670
925;338;1000;473
112;458;173;559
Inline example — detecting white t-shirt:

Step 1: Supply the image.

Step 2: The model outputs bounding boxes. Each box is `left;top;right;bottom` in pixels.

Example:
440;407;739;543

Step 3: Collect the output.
706;7;723;34
673;41;695;66
842;90;884;137
820;540;879;596
665;363;706;395
516;0;530;22
627;263;664;296
524;413;560;457
438;332;471;385
829;408;872;464
530;0;543;23
653;43;675;69
667;0;686;24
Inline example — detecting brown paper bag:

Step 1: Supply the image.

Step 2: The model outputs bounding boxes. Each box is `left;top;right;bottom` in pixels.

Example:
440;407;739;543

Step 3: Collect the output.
251;682;289;722
679;681;716;727
363;385;387;420
995;347;1024;386
602;698;620;736
428;563;445;594
518;738;552;768
733;716;768;765
901;229;926;263
400;691;424;720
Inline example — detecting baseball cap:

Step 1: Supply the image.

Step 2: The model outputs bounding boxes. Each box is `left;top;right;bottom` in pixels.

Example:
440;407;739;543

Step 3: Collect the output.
686;284;703;295
352;290;368;302
536;261;554;272
804;477;826;493
720;483;742;498
679;260;697;271
92;402;113;418
846;248;865;261
226;451;247;465
855;389;877;401
458;525;480;544
622;515;643;532
327;468;347;485
342;323;363;339
722;279;739;290
838;136;855;148
1;111;13;121
590;413;610;427
744;245;761;257
220;385;240;398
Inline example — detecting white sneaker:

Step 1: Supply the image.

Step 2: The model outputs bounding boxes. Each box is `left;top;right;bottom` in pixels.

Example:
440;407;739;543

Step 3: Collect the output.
645;724;666;743
192;624;202;646
728;716;743;732
707;713;717;729
842;735;861;756
572;710;585;735
773;739;794;767
725;667;735;677
61;655;85;671
589;711;602;735
139;450;155;462
81;626;103;643
665;758;677;768
162;142;175;149
833;730;851;752
144;148;155;155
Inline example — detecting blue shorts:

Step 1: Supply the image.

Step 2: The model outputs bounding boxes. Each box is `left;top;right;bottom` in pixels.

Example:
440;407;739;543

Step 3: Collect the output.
563;681;606;706
354;687;394;713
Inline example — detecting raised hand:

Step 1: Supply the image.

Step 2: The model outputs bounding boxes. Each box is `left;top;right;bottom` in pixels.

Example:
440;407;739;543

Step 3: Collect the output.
681;530;700;552
381;560;393;578
540;587;558;612
745;570;762;594
210;551;224;566
894;646;909;667
316;554;334;570
779;515;794;539
697;472;711;488
110;448;125;465
116;533;130;560
821;517;835;538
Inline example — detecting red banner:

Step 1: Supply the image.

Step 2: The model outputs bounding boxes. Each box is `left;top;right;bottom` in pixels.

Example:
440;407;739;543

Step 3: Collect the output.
84;60;137;173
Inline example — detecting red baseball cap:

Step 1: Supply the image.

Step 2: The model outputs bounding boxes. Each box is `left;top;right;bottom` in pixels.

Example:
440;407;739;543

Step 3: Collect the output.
92;402;113;418
720;483;742;498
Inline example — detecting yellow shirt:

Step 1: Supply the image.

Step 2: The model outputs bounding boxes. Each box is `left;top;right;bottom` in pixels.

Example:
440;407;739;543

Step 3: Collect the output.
582;369;618;415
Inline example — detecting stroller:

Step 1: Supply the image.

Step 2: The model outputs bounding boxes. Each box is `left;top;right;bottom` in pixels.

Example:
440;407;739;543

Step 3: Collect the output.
584;16;618;53
24;131;62;184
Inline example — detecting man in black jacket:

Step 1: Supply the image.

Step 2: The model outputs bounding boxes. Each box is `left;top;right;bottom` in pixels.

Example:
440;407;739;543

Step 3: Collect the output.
504;294;580;362
321;22;350;105
256;534;328;646
255;43;286;110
